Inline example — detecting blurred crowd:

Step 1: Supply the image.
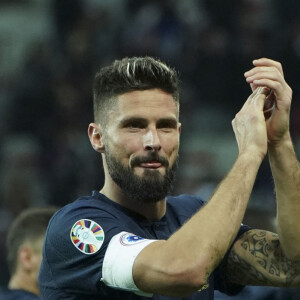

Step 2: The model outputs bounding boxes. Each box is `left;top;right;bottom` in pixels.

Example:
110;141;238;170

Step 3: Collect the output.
1;0;300;288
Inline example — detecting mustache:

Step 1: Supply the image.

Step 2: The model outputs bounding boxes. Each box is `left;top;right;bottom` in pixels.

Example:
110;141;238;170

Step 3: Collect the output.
130;153;169;168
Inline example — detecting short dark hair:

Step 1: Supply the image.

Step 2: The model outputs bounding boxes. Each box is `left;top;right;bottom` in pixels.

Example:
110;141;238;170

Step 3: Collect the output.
6;207;57;275
93;56;180;125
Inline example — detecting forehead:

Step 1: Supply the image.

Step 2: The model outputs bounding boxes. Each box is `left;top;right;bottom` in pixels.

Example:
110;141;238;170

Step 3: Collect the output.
112;89;178;121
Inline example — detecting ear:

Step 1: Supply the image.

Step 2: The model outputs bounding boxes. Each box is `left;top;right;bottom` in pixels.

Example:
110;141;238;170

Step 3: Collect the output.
178;122;182;135
88;123;105;153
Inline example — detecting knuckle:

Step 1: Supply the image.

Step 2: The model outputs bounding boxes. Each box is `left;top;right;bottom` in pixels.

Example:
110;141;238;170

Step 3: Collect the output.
235;112;241;119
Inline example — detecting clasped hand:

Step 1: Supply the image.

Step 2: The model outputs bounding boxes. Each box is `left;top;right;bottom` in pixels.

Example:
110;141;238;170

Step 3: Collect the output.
232;58;292;160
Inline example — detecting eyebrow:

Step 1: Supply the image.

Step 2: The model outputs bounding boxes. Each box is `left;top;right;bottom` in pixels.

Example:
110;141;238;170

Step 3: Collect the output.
119;117;178;127
157;118;178;127
119;117;147;127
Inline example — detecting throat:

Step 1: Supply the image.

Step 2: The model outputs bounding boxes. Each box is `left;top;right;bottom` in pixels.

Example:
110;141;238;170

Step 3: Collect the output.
100;185;167;221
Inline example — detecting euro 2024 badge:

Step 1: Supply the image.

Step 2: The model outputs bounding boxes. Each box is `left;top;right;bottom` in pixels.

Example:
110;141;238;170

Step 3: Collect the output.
70;219;104;254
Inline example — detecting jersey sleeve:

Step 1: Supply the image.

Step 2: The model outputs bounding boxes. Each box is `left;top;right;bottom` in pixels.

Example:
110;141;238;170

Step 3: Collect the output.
102;231;156;296
39;204;156;297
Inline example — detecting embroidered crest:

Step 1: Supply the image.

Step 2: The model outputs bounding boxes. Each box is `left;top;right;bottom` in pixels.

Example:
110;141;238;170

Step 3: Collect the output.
70;219;104;254
119;233;145;246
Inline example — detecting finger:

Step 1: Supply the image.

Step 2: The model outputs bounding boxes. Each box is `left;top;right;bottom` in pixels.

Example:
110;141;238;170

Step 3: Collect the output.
244;66;282;80
240;86;268;112
247;86;268;108
252;58;284;76
245;85;265;105
250;83;256;92
253;87;269;111
245;70;284;85
251;78;282;93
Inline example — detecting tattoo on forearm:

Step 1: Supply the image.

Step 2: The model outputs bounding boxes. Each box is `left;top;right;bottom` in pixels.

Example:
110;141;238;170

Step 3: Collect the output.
226;230;300;286
226;249;273;286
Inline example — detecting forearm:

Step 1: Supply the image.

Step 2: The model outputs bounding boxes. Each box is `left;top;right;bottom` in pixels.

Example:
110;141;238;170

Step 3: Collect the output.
134;154;262;295
227;230;300;287
269;134;300;259
175;154;262;265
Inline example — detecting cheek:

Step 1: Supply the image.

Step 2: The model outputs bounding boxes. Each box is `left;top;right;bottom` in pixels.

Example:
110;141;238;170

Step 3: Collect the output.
169;145;179;163
110;135;142;159
161;137;179;165
163;134;179;153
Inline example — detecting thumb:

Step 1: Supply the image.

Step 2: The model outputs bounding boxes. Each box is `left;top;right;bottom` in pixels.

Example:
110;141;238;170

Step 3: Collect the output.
254;87;269;111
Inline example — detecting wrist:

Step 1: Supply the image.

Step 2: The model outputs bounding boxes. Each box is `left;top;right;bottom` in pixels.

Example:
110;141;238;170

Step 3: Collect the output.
268;132;292;151
236;151;264;168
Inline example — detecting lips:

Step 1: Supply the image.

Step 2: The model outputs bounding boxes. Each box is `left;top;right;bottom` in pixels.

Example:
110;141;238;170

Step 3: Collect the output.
131;154;169;169
140;162;163;169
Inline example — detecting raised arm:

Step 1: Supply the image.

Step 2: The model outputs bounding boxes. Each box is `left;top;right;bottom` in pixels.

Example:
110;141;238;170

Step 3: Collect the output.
245;58;300;260
224;58;300;288
132;87;269;297
270;137;300;259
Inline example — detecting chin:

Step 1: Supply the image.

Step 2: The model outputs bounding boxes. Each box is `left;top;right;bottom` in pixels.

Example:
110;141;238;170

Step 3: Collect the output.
143;167;165;175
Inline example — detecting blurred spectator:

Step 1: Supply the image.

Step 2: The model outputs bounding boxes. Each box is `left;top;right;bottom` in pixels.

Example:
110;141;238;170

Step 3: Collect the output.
0;207;57;299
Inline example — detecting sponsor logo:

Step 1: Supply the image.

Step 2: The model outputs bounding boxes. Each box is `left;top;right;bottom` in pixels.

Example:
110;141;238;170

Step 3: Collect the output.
70;219;104;254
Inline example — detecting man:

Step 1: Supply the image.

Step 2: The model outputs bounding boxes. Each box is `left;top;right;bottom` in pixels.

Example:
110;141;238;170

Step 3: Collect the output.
0;207;57;300
39;56;300;299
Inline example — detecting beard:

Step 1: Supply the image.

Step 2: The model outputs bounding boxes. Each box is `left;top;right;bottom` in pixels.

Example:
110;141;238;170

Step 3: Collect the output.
105;148;178;203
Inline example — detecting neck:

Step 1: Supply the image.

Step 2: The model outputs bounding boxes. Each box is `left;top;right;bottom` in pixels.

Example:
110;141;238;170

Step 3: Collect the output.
101;181;167;221
9;272;39;296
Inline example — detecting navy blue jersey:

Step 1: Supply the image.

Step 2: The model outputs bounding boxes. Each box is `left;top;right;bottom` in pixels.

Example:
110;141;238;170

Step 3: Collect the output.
39;191;251;300
0;288;39;300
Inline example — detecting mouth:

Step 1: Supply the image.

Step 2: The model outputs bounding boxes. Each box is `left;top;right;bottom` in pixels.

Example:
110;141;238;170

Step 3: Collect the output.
131;154;169;170
139;162;163;169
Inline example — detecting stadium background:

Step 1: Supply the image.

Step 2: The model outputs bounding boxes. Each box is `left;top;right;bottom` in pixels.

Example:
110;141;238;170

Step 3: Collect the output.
0;0;300;290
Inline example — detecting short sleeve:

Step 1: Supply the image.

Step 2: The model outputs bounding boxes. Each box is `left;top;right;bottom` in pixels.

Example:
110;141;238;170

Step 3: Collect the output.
39;205;131;296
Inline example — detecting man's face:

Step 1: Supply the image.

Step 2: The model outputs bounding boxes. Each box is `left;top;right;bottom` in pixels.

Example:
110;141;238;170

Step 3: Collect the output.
18;236;44;294
103;89;181;203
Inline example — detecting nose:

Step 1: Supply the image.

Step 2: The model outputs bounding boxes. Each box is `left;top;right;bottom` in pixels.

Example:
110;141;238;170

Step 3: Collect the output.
143;129;161;152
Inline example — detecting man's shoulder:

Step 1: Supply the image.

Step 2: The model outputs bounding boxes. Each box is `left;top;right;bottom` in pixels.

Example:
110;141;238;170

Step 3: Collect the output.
63;190;113;211
51;191;119;225
44;191;123;251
